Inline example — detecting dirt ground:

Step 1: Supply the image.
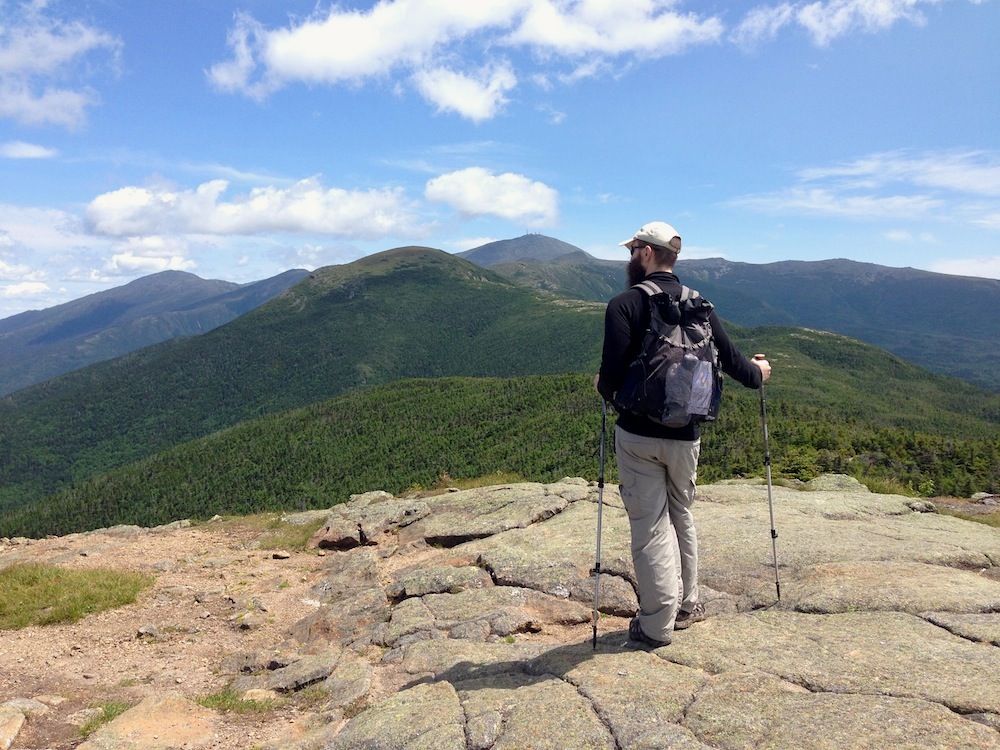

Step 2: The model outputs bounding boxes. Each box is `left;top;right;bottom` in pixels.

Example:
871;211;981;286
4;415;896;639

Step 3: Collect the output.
0;518;337;749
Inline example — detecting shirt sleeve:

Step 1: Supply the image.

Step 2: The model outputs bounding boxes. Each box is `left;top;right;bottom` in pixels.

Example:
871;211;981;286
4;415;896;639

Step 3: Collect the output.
597;292;642;403
710;311;762;389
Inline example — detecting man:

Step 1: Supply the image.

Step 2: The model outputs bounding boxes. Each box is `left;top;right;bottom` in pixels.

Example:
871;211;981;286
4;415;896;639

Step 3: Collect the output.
595;221;771;647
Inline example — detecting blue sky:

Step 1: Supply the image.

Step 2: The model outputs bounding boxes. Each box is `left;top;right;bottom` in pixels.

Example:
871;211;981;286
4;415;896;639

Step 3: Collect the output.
1;0;997;318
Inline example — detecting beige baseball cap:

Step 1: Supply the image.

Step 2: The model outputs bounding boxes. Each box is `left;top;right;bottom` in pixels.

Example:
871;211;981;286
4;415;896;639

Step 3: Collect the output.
619;221;682;253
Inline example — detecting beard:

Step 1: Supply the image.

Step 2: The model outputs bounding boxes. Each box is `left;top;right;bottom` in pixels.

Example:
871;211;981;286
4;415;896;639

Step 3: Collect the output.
626;254;645;287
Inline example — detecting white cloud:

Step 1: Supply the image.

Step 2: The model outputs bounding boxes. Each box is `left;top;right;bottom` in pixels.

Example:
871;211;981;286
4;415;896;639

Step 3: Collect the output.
207;0;968;119
731;4;797;48
506;0;724;57
209;1;725;116
885;229;912;242
275;241;361;271
205;12;271;100
0;140;57;158
0;203;90;250
799;150;1000;196
86;178;427;239
0;79;96;128
930;256;1000;280
425;167;559;227
885;229;936;242
973;212;1000;230
734;150;1000;226
0;3;120;127
206;0;982;119
413;63;517;122
209;3;525;99
1;281;51;298
733;0;955;48
796;0;930;46
731;187;941;218
106;236;197;275
537;103;566;124
0;255;42;280
452;236;501;252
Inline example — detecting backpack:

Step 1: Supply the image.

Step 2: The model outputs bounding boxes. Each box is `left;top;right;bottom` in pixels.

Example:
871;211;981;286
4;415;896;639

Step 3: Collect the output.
613;280;723;428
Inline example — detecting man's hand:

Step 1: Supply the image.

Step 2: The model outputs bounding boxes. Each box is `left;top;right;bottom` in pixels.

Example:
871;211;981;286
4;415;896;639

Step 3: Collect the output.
593;373;601;394
752;353;772;382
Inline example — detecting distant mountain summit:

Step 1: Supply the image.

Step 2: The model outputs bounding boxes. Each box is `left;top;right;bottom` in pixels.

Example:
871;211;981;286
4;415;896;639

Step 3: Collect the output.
0;268;309;395
458;234;590;266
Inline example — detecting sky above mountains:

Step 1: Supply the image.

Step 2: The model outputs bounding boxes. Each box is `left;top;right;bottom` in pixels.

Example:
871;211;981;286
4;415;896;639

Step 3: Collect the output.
1;0;998;318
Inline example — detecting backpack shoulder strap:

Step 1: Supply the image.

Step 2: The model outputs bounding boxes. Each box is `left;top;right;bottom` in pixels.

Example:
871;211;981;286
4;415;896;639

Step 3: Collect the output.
680;286;703;302
634;281;702;300
632;280;662;296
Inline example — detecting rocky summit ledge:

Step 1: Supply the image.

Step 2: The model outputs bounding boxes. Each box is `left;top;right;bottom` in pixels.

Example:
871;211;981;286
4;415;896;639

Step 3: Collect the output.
2;476;999;749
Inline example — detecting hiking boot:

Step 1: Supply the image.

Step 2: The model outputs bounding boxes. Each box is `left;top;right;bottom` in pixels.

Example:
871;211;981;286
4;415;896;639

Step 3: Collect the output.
627;617;671;648
674;602;706;630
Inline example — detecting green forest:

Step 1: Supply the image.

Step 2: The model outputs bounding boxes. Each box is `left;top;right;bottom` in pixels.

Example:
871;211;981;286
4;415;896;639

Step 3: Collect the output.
0;251;605;513
2;367;996;539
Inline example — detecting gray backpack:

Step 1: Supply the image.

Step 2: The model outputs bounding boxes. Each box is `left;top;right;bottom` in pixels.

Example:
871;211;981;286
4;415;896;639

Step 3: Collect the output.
613;281;722;428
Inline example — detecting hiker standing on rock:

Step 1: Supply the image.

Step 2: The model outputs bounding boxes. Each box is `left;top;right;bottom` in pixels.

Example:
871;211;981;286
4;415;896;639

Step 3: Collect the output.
595;221;771;647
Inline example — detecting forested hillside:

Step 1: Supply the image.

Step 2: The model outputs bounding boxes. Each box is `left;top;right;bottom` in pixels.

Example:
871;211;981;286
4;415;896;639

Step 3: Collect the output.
0;269;308;395
0;248;604;513
2;327;997;538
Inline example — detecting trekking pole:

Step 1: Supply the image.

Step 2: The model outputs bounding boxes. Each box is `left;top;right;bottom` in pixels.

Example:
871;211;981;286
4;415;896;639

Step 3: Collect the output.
592;399;607;649
755;355;781;602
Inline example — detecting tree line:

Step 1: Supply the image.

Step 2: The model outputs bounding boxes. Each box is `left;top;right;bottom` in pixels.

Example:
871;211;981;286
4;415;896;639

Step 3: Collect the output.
1;373;996;539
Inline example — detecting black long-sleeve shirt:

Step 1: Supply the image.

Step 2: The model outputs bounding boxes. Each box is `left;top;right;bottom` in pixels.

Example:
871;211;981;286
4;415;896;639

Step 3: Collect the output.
597;270;762;440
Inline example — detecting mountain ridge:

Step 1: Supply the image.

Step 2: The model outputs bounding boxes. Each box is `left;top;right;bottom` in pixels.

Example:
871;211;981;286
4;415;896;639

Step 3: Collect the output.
463;235;1000;391
0;268;309;396
5;235;997;391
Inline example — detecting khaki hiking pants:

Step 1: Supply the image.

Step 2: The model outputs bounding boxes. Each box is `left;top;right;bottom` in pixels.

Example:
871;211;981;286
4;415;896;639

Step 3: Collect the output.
615;426;700;641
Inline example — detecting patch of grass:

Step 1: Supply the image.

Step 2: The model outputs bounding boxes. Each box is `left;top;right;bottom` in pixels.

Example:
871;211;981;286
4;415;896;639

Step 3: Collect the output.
0;563;153;630
196;685;277;713
257;517;327;552
439;471;527;490
208;512;326;552
856;476;920;497
937;507;1000;528
408;471;529;496
292;683;330;708
79;700;133;737
342;696;369;719
206;512;280;535
773;477;803;489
